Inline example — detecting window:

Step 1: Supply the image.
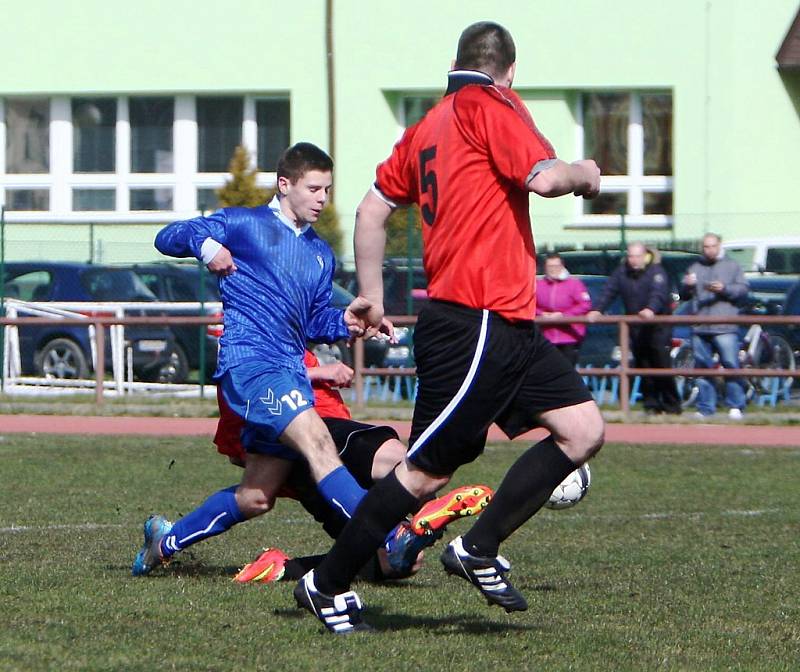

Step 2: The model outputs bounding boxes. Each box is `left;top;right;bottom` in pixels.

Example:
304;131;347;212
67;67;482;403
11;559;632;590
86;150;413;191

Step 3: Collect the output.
130;97;174;173
130;188;173;211
256;99;290;171
4;270;53;302
73;188;115;211
579;91;673;225
197;97;243;172
403;97;437;127
5;99;49;173
1;93;285;218
72;98;116;172
197;188;220;212
5;188;49;211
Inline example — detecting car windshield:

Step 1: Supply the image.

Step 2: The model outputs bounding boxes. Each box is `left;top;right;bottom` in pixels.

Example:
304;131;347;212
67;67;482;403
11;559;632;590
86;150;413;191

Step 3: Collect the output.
81;269;158;301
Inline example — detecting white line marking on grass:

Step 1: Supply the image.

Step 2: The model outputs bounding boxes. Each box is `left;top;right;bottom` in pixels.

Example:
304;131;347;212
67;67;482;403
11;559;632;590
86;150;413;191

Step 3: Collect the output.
0;523;124;534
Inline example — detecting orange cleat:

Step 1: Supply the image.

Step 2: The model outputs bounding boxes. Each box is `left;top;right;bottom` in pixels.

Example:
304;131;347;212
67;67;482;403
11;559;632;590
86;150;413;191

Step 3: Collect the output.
410;484;493;536
233;547;290;583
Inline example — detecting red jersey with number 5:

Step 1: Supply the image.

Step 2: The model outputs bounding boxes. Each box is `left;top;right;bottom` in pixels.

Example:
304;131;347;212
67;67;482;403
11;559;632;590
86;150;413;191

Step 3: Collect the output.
375;83;555;321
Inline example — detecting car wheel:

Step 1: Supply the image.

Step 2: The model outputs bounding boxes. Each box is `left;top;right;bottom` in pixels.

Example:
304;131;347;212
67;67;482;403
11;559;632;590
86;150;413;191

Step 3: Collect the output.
34;338;90;380
155;344;190;384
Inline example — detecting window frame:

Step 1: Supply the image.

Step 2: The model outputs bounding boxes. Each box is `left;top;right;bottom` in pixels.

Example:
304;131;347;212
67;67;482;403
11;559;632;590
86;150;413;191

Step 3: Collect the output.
569;90;674;231
0;93;290;221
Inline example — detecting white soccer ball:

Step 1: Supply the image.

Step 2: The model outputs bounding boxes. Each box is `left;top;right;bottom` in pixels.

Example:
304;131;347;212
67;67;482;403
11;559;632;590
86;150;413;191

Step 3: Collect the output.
545;464;591;510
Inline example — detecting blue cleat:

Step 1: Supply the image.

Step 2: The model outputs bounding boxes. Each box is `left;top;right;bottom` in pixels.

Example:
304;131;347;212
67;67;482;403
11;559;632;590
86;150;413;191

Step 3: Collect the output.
383;521;443;577
132;514;173;577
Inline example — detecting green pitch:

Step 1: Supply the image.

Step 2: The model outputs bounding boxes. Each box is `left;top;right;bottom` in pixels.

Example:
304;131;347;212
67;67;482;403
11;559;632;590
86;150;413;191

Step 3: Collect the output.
0;435;797;671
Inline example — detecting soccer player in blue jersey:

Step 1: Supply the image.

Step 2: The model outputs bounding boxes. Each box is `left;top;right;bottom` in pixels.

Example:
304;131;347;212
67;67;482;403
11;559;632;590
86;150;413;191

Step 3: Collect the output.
141;144;381;562
138;143;470;579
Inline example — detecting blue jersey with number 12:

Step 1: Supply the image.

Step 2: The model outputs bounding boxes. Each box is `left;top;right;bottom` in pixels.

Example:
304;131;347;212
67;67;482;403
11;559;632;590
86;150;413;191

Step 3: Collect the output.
155;205;349;377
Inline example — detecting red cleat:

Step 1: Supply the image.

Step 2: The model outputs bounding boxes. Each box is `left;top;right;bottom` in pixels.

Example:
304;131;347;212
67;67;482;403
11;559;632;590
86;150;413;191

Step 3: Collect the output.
233;548;290;583
410;484;493;536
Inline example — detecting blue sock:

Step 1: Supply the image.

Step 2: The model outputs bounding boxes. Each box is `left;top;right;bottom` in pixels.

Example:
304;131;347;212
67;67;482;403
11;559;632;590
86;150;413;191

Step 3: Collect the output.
160;485;244;557
317;466;368;519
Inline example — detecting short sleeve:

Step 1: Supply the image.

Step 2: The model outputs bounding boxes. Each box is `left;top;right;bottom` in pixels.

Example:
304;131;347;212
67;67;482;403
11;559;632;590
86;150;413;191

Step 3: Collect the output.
374;125;419;205
454;85;555;188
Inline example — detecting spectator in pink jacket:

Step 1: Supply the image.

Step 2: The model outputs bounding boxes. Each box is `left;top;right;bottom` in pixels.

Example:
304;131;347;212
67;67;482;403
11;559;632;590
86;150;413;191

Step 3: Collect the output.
537;254;592;366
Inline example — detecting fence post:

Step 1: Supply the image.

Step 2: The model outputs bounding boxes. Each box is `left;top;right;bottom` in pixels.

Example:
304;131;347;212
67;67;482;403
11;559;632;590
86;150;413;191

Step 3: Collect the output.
618;320;630;419
95;319;105;406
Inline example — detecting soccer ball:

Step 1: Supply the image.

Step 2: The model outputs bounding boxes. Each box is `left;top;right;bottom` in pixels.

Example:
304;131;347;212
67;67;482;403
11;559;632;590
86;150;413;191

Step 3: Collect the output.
545;464;591;510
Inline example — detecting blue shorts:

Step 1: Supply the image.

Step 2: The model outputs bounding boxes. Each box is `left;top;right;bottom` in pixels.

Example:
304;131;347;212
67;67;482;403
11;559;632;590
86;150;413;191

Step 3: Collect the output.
218;362;315;461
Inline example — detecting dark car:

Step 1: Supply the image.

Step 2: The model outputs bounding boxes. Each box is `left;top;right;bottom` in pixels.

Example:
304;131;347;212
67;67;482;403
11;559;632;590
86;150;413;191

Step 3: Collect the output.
563;274;625;368
779;280;800;360
335;258;429;316
539;250;701;295
2;262;175;381
130;263;222;382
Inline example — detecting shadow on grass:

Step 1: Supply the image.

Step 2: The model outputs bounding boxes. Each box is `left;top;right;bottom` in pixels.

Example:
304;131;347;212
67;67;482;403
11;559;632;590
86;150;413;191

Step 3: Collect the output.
274;604;542;634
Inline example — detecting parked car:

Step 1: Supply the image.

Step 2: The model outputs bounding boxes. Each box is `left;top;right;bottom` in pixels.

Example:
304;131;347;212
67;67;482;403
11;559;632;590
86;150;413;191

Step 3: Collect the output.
2;262;175;381
553;274;625;368
335;258;429;316
537;249;700;295
129;262;222;383
721;237;800;274
132;261;393;377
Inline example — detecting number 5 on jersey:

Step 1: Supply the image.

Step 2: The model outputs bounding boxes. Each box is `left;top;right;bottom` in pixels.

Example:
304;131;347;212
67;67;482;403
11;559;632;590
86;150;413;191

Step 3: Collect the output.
419;146;438;225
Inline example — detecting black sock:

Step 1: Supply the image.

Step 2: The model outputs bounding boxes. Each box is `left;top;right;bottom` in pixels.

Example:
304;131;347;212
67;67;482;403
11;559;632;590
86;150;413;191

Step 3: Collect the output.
313;469;420;595
462;436;576;558
281;555;324;580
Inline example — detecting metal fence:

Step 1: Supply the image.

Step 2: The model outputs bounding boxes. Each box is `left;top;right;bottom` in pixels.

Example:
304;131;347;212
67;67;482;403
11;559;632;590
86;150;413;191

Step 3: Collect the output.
2;312;798;421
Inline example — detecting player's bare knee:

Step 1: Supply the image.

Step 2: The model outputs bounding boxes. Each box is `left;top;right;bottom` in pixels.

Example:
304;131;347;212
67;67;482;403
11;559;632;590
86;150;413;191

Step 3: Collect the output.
235;488;276;518
398;459;451;498
555;408;605;464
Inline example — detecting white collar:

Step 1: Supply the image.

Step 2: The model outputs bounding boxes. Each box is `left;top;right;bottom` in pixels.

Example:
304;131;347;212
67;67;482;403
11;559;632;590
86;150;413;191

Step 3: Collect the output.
269;195;310;237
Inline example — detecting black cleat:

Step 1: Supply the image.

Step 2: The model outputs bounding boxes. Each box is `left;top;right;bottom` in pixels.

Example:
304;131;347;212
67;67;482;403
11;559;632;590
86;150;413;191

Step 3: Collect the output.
293;570;373;634
440;536;528;613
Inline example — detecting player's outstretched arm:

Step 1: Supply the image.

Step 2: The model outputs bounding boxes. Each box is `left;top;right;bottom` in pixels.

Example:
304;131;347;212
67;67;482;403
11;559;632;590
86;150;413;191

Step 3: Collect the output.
529;159;600;199
155;211;229;260
354;189;393;316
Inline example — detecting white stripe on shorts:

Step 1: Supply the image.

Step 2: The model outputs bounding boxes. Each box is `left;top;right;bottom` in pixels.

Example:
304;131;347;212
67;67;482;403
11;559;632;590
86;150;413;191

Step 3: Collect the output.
408;309;489;458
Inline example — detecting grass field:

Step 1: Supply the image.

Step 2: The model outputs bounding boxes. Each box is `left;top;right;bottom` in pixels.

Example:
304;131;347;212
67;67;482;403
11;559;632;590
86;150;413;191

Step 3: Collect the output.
0;435;798;671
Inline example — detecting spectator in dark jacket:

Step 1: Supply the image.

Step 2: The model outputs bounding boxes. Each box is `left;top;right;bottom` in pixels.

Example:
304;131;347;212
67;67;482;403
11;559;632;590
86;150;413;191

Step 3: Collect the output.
588;242;681;415
536;254;592;366
680;233;749;419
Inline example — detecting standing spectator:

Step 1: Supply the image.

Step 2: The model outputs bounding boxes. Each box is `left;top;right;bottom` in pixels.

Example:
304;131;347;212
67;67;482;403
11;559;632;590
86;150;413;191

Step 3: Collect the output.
537;253;592;366
588;242;681;415
680;233;749;419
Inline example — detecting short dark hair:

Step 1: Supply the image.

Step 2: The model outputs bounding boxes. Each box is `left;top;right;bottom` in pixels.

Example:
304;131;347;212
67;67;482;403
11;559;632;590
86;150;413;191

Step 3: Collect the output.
455;22;516;79
545;253;563;262
276;142;333;183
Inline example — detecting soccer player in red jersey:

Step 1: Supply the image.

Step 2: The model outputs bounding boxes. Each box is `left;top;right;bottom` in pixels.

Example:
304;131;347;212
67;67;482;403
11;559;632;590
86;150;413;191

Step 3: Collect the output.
296;21;604;633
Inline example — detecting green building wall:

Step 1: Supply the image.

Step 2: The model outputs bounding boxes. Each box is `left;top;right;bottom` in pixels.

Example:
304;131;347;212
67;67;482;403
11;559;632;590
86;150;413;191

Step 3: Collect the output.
1;0;798;262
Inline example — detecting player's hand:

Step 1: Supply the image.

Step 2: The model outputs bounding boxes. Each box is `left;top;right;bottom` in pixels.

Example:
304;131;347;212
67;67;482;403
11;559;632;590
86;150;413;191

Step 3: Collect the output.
316;362;354;387
207;246;237;276
541;311;563;320
707;281;724;293
572;160;601;199
638;308;655;319
344;295;384;337
586;310;603;322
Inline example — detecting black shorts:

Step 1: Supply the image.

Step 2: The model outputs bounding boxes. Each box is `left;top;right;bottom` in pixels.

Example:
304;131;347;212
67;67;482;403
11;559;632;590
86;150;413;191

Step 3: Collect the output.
322;418;399;489
407;300;592;475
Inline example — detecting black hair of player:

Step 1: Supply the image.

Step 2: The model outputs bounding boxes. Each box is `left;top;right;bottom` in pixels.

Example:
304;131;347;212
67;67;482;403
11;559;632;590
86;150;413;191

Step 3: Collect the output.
277;142;334;184
455;22;516;80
